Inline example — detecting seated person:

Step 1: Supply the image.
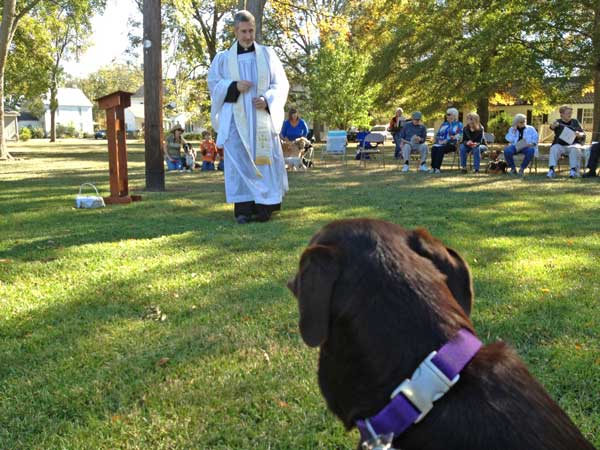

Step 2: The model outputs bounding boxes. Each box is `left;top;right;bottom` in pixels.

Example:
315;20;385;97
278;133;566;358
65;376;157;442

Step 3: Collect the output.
280;108;309;142
399;111;428;172
199;130;217;171
164;125;187;171
460;112;488;173
503;113;538;176
547;105;586;178
429;108;463;173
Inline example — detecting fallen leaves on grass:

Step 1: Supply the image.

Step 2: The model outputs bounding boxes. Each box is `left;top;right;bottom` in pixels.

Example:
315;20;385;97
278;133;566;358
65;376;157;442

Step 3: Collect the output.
156;357;170;368
0;258;12;263
142;305;167;322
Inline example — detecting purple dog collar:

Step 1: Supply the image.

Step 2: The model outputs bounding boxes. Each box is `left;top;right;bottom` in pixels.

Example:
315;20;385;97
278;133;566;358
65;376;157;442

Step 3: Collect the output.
356;329;482;442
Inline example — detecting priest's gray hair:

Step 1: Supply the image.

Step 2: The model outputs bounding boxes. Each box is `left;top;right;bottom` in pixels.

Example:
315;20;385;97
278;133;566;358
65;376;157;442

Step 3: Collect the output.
512;113;527;126
234;10;256;27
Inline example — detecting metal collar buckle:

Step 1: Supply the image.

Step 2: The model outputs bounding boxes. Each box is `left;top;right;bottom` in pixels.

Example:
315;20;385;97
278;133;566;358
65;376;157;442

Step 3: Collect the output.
390;351;460;423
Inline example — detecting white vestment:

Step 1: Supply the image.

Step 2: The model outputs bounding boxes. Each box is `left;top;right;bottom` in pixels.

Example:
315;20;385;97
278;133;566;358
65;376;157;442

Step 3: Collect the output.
208;42;289;205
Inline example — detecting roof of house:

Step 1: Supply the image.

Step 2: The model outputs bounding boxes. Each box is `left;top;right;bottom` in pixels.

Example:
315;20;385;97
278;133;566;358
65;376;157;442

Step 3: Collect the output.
44;88;93;107
17;112;39;121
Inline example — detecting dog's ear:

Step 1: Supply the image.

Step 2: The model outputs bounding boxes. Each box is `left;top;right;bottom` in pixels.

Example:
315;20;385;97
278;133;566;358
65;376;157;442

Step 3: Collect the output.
408;229;473;316
289;244;340;347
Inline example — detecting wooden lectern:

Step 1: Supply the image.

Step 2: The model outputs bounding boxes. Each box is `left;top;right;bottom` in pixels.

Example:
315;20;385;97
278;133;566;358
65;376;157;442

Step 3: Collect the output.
96;91;142;204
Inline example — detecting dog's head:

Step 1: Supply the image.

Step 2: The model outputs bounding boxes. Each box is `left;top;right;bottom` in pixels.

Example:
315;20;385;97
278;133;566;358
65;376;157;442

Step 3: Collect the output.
288;219;474;348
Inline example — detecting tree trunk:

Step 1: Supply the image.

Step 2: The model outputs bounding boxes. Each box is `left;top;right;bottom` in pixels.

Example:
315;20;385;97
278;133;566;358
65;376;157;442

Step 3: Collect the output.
49;84;58;142
593;3;600;140
143;0;165;190
0;0;17;160
593;64;600;140
477;96;489;129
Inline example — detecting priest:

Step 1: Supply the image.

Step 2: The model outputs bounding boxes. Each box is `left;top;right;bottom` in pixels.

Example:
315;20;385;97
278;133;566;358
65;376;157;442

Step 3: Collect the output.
208;10;289;224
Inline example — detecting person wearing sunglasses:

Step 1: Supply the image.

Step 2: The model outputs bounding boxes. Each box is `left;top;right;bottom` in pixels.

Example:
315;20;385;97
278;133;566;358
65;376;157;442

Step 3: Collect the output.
429;108;463;173
503;114;538;175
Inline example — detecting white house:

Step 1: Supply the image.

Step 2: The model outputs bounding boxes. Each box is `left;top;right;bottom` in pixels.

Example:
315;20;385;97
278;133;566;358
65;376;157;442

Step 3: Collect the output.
125;85;205;134
42;88;94;135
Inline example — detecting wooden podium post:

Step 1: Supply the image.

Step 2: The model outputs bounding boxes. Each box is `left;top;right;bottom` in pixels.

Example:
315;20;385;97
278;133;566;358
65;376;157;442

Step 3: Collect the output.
96;91;142;204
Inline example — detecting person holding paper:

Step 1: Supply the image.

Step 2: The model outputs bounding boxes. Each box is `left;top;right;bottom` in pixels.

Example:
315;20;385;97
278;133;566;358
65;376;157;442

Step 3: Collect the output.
547;105;586;179
503;114;538;175
398;111;428;172
208;10;289;223
459;112;488;173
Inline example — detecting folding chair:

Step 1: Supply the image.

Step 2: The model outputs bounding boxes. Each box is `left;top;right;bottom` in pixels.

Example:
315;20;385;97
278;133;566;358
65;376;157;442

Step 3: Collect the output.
357;132;385;168
322;130;347;166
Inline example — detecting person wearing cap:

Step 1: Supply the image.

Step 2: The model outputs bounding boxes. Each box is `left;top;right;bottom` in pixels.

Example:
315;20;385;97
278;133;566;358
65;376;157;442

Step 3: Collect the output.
164;124;188;171
398;111;428;172
459;112;489;174
280;108;309;142
429;108;463;173
208;10;289;224
389;107;408;159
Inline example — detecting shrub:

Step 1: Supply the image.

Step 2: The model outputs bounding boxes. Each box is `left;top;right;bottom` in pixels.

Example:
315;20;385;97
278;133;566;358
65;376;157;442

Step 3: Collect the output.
82;132;94;139
31;127;44;139
19;127;32;141
56;124;79;138
182;132;203;141
487;112;512;144
126;130;141;139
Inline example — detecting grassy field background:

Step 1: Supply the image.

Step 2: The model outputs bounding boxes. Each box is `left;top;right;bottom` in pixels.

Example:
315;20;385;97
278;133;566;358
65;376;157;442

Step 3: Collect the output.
1;139;599;449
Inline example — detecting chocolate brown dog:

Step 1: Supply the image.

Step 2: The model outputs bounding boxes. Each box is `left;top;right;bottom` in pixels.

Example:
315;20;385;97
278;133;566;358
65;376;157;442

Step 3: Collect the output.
288;219;595;450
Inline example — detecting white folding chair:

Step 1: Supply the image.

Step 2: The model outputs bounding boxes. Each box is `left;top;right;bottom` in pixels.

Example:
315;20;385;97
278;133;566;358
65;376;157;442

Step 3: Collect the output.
322;130;348;166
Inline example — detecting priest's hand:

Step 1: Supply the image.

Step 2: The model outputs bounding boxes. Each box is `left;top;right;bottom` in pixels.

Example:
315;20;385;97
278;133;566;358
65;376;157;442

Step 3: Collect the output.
237;80;253;93
253;96;267;110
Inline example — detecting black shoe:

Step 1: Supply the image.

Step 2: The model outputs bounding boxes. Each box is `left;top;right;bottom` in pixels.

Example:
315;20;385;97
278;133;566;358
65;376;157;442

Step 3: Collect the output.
236;215;250;224
582;170;597;178
254;212;271;222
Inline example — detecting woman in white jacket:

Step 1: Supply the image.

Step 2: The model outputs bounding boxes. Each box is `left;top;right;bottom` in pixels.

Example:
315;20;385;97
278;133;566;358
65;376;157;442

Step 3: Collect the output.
503;114;538;175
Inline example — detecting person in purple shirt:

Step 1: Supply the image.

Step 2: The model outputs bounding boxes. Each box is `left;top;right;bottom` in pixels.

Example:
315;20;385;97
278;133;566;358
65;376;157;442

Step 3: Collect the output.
280;108;309;142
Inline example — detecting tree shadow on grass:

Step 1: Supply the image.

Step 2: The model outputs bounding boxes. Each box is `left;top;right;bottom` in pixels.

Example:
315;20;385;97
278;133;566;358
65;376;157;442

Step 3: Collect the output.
0;242;321;448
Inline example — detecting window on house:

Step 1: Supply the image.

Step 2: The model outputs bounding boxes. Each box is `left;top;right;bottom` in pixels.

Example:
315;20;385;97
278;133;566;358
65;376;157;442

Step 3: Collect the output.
581;108;593;129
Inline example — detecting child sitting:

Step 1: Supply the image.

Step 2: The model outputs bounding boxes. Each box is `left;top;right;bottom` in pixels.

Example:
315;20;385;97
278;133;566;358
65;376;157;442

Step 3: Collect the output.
200;131;217;171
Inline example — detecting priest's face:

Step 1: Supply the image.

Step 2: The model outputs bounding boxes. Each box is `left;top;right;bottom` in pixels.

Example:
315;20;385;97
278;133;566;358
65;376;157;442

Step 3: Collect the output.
235;21;255;48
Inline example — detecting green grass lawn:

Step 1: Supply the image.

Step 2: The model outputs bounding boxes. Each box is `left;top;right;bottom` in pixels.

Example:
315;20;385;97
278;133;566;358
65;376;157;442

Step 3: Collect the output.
1;139;599;449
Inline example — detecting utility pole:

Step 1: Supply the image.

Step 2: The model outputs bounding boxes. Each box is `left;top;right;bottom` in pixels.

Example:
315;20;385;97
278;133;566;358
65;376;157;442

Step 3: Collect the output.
143;0;165;191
